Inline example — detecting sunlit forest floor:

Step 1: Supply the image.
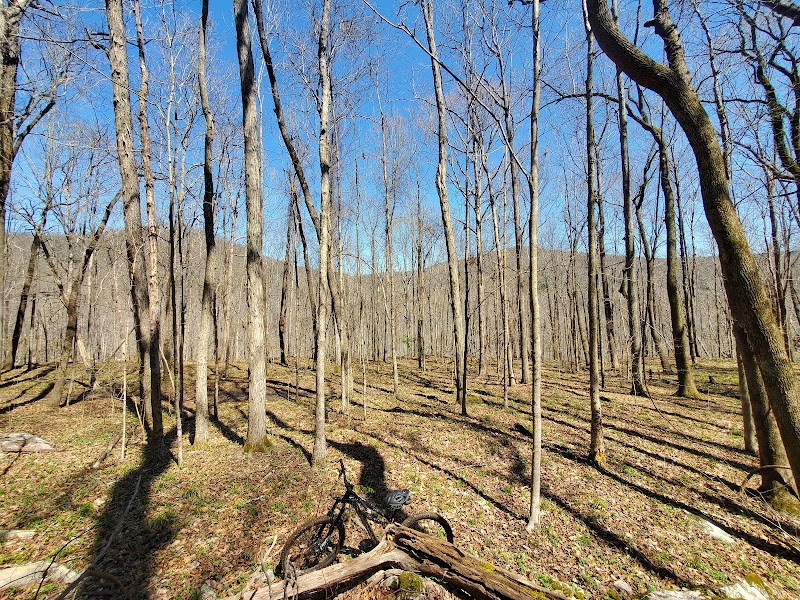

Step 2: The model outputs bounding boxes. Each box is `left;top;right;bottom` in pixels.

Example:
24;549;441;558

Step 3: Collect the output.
2;356;800;599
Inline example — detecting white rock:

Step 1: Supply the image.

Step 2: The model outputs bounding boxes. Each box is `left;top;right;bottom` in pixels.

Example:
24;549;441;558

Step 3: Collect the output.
692;515;736;544
649;591;702;600
720;579;771;600
0;561;78;590
614;579;634;596
0;433;54;453
0;530;34;541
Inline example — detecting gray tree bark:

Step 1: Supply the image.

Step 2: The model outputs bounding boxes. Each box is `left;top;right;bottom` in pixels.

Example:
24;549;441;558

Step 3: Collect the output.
105;0;161;444
583;0;605;466
312;0;333;463
194;0;217;447
133;0;164;446
233;0;268;451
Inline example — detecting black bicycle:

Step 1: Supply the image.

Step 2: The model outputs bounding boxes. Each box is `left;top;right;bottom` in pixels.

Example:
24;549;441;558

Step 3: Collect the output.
279;458;453;576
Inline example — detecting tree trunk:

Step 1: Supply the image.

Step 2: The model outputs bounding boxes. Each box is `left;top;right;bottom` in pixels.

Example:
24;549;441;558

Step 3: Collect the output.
612;0;645;395
416;180;426;372
734;324;797;503
524;0;544;530
312;0;333;463
499;60;522;386
629;98;699;394
293;183;317;360
659;139;699;397
583;2;605;466
53;285;79;406
233;0;268;451
0;2;29;367
421;0;466;415
379;112;399;396
489;171;510;408
595;148;618;373
253;526;567;600
105;0;158;443
736;343;758;454
473;133;487;378
12;208;48;368
44;195;117;407
194;0;217;447
279;180;293;367
253;0;349;427
673;153;699;363
133;0;164;445
766;176;792;359
636;204;672;374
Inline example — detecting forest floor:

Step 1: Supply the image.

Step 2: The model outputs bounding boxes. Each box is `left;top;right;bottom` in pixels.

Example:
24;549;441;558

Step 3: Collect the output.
1;357;800;599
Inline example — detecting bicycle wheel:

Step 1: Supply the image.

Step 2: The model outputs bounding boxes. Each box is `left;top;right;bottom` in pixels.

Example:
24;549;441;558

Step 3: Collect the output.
401;512;454;543
279;516;345;577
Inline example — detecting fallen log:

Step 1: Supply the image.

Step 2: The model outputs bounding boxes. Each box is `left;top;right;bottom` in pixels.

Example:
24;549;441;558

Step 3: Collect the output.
230;525;567;600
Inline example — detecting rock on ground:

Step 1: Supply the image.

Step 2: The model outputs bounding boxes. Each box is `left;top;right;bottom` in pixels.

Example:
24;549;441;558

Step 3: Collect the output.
0;561;78;590
0;433;55;452
0;530;34;541
720;578;772;600
649;591;703;600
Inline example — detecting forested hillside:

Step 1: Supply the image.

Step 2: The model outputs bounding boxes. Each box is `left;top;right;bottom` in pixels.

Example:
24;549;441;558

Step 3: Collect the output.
2;0;800;598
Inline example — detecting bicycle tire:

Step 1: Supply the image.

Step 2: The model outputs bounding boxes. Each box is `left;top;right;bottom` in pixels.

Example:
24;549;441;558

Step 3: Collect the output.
401;511;454;543
279;516;345;577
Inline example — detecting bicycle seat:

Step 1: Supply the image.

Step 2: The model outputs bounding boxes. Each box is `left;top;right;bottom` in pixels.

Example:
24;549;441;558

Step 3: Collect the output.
383;489;411;509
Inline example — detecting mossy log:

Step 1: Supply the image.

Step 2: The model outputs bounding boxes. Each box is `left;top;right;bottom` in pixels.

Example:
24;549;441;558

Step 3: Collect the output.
239;525;567;600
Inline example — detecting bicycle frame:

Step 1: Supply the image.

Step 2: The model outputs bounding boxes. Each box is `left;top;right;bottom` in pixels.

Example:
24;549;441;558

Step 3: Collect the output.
324;460;393;545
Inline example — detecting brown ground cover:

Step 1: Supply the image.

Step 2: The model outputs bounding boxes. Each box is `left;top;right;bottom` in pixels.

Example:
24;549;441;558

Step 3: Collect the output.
1;358;799;599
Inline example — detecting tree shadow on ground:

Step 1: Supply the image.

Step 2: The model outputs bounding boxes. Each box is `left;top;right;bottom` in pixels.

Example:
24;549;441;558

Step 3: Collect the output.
78;432;177;598
372;429;697;588
0;364;55;390
541;403;753;470
182;405;245;446
603;393;741;431
507;422;800;563
0;382;53;414
261;408;391;497
264;407;311;463
328;439;389;503
266;378;314;399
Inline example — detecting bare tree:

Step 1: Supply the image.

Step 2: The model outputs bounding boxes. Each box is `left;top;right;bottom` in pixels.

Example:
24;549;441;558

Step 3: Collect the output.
628;96;699;397
583;0;604;467
11;184;52;369
0;0;63;364
278;179;293;368
195;0;217;447
233;0;269;450
377;101;399;395
133;0;165;443
104;0;162;445
587;0;800;493
611;0;646;395
43;192;119;406
420;0;467;415
313;0;334;462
